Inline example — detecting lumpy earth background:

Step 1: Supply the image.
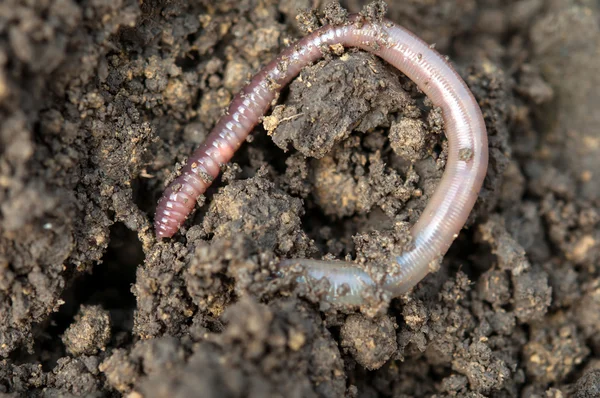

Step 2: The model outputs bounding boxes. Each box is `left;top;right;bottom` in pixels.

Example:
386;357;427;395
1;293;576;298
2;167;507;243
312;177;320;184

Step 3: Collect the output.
1;0;599;397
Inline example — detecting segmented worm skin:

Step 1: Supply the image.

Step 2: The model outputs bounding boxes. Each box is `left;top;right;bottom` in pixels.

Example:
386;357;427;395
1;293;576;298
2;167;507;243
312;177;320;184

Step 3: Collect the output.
155;15;488;305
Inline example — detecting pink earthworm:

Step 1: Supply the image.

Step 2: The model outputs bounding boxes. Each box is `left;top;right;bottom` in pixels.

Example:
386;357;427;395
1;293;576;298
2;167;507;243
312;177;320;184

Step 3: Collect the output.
155;14;488;304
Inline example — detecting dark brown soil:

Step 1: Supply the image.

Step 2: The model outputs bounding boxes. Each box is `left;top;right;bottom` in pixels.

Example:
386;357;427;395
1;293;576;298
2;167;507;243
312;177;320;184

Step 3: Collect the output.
1;0;599;396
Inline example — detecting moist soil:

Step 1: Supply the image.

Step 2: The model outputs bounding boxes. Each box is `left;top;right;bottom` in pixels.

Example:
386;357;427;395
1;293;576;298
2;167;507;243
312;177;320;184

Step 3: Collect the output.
1;0;600;397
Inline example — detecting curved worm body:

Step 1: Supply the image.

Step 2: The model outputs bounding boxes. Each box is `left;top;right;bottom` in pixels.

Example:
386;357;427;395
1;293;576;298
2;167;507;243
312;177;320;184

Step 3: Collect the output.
155;15;488;304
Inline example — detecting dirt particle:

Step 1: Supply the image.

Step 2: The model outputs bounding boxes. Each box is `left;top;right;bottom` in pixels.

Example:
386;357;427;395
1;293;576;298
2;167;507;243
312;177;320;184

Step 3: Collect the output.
569;234;596;264
389;118;426;161
288;328;306;351
62;305;111;356
459;147;474;161
524;313;590;384
575;369;600;398
340;314;397;370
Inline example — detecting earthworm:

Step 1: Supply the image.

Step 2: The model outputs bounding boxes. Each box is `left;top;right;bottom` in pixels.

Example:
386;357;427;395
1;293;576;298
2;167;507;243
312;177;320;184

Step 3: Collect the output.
155;14;488;304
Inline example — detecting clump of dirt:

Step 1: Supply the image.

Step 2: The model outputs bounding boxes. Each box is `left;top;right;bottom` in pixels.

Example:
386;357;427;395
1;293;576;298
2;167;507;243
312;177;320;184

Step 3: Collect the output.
62;305;111;356
340;314;397;370
1;0;599;397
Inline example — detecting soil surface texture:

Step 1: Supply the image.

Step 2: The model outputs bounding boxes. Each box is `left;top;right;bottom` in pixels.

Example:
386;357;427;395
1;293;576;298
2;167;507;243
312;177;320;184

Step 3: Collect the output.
1;0;599;397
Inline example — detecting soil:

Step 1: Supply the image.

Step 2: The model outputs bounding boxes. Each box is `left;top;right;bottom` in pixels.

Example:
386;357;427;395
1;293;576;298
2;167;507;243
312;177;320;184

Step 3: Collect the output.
1;0;599;397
